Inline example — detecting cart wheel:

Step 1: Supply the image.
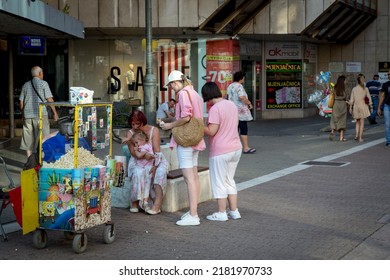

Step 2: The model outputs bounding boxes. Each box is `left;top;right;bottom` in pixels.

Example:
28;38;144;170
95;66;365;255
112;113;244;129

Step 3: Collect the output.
32;229;48;249
64;231;75;240
103;224;116;244
72;233;88;254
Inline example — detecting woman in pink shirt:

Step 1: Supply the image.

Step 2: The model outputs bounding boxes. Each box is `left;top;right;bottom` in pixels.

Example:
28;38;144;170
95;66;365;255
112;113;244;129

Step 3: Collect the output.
201;82;242;221
161;70;206;226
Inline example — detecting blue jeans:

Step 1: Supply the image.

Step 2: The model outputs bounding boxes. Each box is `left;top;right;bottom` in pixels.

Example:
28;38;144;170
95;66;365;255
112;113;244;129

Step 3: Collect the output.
384;104;390;144
370;95;379;120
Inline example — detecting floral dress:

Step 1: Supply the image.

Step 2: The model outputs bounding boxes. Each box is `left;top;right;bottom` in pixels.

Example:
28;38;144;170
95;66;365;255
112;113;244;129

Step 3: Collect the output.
127;126;169;204
227;82;253;121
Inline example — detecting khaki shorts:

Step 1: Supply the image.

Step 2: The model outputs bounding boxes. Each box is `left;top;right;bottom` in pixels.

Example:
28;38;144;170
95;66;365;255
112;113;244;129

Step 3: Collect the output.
20;116;50;152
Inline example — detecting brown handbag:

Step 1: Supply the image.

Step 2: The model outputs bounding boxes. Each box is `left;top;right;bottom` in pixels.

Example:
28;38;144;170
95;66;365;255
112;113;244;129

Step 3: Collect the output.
328;92;335;108
172;90;204;147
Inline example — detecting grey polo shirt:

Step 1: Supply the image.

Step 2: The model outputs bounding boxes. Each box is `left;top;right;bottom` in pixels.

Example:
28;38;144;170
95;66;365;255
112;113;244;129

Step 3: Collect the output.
19;77;53;118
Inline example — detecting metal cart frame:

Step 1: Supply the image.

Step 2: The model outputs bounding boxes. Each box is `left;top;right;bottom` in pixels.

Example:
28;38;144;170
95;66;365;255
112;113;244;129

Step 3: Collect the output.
21;102;116;253
0;156;16;241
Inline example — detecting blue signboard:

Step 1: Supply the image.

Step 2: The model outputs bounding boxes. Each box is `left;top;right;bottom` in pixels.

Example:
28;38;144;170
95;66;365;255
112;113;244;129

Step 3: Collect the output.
18;36;46;56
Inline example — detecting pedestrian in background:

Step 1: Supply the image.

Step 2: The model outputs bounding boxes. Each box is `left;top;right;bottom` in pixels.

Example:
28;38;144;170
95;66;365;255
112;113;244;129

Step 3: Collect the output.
156;98;176;124
201;82;242;221
161;70;206;226
349;73;373;142
19;66;58;158
227;71;256;154
365;74;381;125
377;70;390;147
329;75;348;141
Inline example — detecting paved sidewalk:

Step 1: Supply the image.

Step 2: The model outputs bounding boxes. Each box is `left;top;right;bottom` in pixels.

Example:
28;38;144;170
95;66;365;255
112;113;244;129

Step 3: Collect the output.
1;115;389;260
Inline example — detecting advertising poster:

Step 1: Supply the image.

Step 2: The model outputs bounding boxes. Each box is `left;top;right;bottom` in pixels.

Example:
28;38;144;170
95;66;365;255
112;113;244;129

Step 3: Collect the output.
265;60;302;109
206;39;240;96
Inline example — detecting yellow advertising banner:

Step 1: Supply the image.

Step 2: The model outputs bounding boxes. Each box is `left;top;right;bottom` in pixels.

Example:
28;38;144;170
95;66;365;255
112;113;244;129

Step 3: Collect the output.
21;168;39;235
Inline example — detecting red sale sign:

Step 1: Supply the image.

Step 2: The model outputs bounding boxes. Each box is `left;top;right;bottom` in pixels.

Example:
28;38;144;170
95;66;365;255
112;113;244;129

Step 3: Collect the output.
206;40;240;96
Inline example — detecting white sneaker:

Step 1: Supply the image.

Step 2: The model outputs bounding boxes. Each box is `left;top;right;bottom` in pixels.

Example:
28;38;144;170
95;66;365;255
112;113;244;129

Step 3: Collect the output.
228;209;241;220
176;214;200;226
129;207;139;213
206;212;228;221
181;211;190;219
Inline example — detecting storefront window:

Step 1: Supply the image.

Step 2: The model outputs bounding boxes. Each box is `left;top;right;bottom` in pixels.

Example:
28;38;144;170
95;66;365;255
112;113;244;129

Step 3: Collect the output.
264;42;303;110
72;39;144;103
72;39;193;107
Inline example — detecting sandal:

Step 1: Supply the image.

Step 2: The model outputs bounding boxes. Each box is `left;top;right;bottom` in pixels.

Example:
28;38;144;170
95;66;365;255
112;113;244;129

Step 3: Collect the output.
141;201;150;212
146;209;161;215
340;138;347;142
354;137;358;141
243;148;256;154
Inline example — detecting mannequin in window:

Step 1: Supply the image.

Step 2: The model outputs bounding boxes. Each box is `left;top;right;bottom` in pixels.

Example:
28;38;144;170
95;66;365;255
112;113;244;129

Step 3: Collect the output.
107;68;121;101
125;63;136;99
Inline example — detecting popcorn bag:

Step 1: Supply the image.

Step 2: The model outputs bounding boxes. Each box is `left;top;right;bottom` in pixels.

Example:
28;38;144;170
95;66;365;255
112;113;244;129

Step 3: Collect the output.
69;87;94;104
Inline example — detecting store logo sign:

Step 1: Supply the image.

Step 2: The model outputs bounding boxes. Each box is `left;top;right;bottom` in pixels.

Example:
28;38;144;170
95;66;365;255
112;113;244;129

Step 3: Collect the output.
268;47;299;57
265;43;302;59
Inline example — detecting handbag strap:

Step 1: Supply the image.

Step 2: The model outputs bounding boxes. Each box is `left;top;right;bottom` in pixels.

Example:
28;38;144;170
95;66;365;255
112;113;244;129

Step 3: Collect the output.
178;89;201;121
30;80;45;102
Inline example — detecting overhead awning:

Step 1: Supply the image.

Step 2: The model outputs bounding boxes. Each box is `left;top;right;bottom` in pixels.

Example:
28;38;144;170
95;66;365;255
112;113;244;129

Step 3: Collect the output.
0;0;84;39
197;0;271;35
300;0;377;44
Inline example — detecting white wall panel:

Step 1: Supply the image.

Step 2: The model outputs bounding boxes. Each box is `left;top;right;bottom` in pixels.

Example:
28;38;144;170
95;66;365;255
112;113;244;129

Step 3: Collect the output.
118;0;139;27
288;0;305;33
159;0;178;27
270;0;288;34
79;0;98;27
253;5;270;34
179;0;198;27
99;0;118;27
305;0;324;25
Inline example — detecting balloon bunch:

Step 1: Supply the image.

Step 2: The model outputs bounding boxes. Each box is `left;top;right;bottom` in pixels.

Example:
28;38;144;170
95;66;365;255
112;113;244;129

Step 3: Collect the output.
307;71;334;117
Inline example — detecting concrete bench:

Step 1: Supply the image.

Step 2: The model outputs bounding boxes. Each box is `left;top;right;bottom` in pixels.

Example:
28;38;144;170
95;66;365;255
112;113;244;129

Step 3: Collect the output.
162;166;212;213
117;142;212;212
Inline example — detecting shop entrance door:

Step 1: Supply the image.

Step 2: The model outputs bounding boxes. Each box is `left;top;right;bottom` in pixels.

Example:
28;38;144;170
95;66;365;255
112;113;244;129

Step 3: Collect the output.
241;60;261;120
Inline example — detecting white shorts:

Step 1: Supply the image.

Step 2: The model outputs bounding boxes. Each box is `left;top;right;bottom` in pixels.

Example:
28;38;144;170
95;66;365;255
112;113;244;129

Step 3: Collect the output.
177;146;199;169
209;150;241;199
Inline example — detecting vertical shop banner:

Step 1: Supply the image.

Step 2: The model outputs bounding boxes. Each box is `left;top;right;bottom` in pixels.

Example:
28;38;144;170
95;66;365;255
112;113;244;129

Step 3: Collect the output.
206;40;240;96
158;43;190;103
265;61;302;109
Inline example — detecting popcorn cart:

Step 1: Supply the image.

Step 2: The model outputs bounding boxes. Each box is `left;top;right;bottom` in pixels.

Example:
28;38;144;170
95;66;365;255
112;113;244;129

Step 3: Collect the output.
21;101;117;253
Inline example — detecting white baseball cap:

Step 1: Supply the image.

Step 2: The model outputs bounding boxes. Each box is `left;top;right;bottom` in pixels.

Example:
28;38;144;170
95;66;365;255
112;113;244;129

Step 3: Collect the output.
164;70;184;87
